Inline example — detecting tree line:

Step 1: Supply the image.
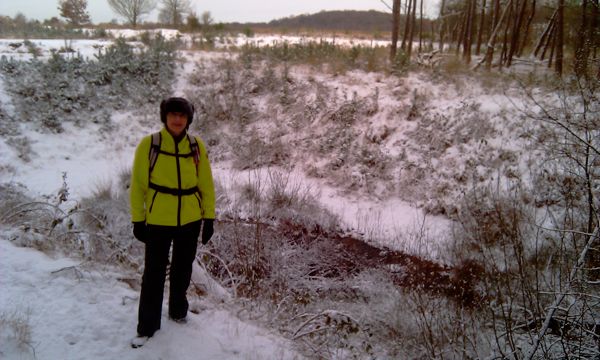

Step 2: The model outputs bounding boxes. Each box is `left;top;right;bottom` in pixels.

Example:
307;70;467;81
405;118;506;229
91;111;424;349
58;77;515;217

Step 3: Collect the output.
57;0;212;29
389;0;599;77
265;10;418;33
6;0;598;77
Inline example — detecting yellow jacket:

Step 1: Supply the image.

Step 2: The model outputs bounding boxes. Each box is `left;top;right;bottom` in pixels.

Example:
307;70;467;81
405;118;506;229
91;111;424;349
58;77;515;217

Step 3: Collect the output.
130;127;215;226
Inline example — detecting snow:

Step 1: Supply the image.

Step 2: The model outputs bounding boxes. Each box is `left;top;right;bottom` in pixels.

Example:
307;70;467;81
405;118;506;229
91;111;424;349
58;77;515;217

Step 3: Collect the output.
0;29;395;62
0;237;300;359
0;38;454;252
0;33;540;358
0;36;306;358
0;39;115;60
3;122;129;199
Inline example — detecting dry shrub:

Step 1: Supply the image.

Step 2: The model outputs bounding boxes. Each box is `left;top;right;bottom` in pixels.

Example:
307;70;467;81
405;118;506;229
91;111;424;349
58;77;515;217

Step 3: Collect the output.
458;190;529;251
0;180;78;253
440;55;469;75
76;175;143;269
230;132;291;170
0;169;142;269
0;308;34;355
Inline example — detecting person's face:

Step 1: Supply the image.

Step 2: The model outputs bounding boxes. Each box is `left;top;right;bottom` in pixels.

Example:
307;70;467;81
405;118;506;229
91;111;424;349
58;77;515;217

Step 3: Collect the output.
166;112;188;137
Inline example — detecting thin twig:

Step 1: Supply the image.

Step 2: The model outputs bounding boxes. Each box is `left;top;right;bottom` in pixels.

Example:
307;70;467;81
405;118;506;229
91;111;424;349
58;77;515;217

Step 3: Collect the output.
526;229;600;359
196;249;238;298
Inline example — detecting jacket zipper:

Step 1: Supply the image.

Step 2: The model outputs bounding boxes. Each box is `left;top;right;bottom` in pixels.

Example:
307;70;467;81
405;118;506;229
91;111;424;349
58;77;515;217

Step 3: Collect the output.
194;193;203;217
175;139;182;227
149;191;159;213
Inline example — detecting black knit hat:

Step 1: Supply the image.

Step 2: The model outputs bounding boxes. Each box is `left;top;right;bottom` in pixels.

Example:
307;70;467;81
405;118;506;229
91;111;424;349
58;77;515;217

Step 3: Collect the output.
160;97;194;125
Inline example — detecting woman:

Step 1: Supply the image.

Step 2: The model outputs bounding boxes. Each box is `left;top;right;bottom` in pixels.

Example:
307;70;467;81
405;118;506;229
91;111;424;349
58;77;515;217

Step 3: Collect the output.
129;97;215;348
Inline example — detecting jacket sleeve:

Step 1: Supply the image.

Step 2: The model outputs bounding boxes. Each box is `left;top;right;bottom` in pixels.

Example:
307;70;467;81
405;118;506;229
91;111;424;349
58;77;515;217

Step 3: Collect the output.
196;137;216;219
130;136;151;222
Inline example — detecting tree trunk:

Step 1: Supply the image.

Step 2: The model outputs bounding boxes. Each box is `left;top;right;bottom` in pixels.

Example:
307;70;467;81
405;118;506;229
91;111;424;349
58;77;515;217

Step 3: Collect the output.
555;0;564;75
592;0;599;60
407;0;418;58
391;0;401;60
548;24;557;68
439;0;447;51
493;0;501;29
450;18;461;53
479;0;513;70
471;0;478;55
574;0;589;77
540;20;556;60
518;0;536;56
431;21;436;49
499;0;514;67
476;0;487;55
401;0;413;50
463;0;475;63
419;0;424;53
507;0;528;67
533;9;557;58
456;7;468;55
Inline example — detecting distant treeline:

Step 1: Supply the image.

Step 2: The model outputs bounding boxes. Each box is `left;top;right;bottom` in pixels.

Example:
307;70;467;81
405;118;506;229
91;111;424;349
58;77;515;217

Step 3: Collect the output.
0;10;429;38
229;10;433;35
268;10;394;33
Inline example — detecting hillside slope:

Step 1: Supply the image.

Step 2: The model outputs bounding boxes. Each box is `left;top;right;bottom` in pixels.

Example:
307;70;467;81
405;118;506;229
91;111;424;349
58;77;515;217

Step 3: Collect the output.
266;10;393;32
2;35;587;359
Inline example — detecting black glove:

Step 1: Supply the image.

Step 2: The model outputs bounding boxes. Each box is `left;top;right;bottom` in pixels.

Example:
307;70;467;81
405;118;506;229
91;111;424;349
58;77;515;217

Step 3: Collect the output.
133;221;147;243
201;219;214;245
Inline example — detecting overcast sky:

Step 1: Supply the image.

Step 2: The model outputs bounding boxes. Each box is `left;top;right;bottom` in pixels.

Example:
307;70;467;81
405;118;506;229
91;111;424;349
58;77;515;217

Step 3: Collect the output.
0;0;422;24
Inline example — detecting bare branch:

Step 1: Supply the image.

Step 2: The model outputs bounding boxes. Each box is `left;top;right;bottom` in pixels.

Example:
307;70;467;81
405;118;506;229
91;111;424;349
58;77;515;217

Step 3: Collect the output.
526;229;600;359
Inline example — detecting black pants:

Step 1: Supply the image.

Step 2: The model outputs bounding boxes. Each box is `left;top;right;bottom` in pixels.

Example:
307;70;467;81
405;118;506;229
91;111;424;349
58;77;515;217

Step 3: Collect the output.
137;221;201;337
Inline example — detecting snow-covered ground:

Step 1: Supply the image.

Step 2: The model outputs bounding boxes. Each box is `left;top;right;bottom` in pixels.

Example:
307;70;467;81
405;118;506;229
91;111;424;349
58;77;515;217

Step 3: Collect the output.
0;33;539;358
0;36;454;253
0;28;392;62
0;237;301;359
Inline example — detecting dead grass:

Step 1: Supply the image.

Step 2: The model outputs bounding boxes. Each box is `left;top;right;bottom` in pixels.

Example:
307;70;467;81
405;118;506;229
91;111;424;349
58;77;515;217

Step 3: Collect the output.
0;308;35;355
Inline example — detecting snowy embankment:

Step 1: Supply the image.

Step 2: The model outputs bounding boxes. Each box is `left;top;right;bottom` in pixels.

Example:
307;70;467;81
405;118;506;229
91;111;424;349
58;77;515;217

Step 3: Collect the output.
0;38;452;255
0;33;545;358
0;237;299;360
0;37;303;359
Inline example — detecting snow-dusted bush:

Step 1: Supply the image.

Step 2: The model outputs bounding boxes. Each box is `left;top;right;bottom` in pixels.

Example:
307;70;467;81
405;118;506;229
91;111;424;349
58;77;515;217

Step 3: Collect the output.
0;16;90;39
0;183;32;224
240;41;389;74
207;218;379;357
0;307;34;356
447;78;600;359
0;182;79;253
207;174;497;357
0;36;177;133
4;136;32;162
75;171;143;269
0;170;142;269
187;53;402;198
187;58;257;130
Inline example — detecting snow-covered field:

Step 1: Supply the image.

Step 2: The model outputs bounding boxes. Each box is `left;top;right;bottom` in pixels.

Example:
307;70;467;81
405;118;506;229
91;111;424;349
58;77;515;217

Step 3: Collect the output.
0;34;308;359
0;34;459;253
1;31;575;358
0;236;300;359
0;28;392;63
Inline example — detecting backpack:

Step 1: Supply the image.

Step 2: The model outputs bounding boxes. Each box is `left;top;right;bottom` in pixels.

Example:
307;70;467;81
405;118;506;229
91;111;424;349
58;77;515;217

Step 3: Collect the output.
148;132;200;177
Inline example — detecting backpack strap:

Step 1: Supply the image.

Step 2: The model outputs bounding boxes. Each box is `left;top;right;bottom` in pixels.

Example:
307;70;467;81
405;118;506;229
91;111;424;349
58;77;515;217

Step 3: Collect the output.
187;134;200;175
148;132;199;178
148;132;161;177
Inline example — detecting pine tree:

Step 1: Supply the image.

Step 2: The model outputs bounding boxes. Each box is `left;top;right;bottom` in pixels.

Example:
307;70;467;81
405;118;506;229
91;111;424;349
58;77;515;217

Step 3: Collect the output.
58;0;91;27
